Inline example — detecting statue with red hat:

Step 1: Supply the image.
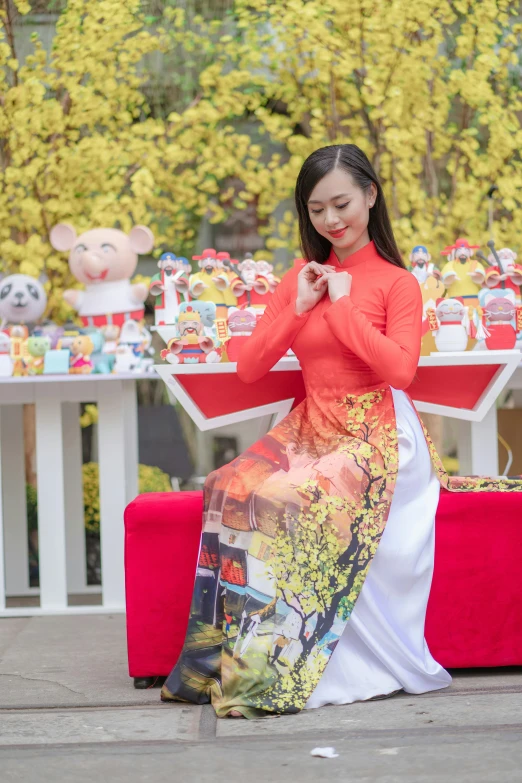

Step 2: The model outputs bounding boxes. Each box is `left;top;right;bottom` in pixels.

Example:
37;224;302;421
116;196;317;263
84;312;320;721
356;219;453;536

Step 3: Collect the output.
159;305;220;364
440;238;485;307
189;248;239;320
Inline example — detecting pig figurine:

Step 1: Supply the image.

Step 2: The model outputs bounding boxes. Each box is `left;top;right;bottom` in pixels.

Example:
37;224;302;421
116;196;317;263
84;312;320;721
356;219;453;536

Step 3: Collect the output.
49;224;154;327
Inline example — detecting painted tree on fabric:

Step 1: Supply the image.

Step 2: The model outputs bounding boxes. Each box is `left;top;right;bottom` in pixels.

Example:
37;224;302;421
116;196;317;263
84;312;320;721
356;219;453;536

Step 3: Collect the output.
167;0;522;259
265;391;398;710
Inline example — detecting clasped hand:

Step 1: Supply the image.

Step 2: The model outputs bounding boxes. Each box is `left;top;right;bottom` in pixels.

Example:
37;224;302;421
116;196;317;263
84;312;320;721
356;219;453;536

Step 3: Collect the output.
295;261;352;314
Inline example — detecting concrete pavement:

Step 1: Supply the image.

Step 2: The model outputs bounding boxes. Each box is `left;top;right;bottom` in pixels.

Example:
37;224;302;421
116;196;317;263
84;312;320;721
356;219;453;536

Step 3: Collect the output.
1;615;521;781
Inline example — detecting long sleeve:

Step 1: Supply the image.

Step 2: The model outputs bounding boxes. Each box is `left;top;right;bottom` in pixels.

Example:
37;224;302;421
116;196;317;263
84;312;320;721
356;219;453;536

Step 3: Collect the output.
237;267;310;383
323;273;422;390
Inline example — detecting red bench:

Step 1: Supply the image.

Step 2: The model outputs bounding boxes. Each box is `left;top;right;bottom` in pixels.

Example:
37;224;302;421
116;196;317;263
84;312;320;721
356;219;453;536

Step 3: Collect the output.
124;489;522;685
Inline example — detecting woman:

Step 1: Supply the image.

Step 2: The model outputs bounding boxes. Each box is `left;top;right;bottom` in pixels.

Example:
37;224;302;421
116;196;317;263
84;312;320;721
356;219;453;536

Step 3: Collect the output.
162;144;521;719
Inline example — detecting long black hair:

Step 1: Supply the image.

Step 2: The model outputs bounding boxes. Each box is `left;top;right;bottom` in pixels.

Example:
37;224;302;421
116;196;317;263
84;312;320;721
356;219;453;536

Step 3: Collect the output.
295;144;405;269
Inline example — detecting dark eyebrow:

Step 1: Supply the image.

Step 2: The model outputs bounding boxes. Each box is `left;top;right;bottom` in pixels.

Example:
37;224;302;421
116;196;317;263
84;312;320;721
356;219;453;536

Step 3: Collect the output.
307;192;351;204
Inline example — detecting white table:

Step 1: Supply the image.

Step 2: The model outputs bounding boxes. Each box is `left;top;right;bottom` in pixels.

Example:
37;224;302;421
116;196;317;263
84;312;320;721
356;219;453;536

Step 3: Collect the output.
155;350;522;479
0;373;150;617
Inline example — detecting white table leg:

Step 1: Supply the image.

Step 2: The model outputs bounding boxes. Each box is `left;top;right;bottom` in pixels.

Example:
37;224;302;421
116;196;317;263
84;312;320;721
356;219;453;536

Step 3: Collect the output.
97;380;127;610
0;405;29;596
0;409;6;611
35;391;67;610
122;380;139;504
457;405;499;477
62;402;87;593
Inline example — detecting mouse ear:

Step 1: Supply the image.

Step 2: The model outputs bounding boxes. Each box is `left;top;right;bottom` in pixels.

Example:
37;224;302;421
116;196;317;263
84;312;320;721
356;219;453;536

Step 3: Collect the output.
129;226;154;255
50;223;77;251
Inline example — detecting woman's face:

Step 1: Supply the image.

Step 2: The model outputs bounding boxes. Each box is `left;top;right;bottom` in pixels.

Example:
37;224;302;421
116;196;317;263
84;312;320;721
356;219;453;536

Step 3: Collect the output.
307;168;376;258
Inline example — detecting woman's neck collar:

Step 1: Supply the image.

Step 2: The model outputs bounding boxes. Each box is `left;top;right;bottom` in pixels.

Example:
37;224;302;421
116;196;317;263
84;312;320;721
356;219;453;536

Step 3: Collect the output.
328;240;376;269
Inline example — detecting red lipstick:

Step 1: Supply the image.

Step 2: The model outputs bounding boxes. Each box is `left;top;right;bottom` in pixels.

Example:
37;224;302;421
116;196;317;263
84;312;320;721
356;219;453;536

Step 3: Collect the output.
328;227;348;239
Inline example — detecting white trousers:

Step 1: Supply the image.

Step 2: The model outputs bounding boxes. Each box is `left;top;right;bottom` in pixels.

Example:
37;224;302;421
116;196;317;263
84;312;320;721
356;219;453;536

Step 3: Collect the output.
305;389;451;709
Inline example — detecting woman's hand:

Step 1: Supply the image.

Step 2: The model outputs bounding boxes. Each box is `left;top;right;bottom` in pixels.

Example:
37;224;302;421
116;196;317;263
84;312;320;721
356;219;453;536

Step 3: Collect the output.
327;271;352;303
295;262;336;314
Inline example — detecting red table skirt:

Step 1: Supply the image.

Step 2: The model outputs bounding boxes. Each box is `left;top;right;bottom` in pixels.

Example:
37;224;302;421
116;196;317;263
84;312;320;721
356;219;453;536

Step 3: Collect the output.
124;489;522;678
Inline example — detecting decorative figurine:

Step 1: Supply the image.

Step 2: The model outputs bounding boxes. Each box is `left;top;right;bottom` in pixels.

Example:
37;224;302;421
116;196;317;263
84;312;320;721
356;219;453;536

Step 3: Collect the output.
255;259;280;293
0;273;48;328
419;275;446;356
83;329;115;374
478;288;520;351
26;335;51;375
113;320;150;373
49;223;154;327
409;246;440;284
69;335;94;374
226;307;258;362
425;298;471;353
160;306;221;364
216;251;243;314
235;253;271;312
0;331;13;377
440;238;485;306
179;300;217;338
479;242;522;304
149;252;191;326
9;325;29;376
189;248;231;319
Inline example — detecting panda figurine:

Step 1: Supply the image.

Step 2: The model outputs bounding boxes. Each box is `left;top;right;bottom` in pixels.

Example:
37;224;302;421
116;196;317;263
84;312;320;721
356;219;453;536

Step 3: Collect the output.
0;273;48;328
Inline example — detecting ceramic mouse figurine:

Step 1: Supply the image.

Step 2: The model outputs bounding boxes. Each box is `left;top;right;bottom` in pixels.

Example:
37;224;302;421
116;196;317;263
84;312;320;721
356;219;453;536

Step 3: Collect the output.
226;307;258;362
427;297;471;352
50;223;154;327
479;288;519;351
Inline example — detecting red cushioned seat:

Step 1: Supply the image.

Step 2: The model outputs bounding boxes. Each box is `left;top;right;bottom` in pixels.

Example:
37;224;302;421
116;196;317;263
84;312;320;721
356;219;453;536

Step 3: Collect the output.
124;488;522;678
425;488;522;668
124;491;203;678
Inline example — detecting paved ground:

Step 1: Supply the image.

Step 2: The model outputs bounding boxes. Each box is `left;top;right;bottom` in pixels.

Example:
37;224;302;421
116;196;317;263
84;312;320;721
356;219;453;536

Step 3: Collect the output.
1;615;521;781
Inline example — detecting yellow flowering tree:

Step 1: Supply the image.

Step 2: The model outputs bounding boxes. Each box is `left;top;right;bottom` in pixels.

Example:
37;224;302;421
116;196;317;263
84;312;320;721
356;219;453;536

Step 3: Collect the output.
168;0;522;261
0;0;251;320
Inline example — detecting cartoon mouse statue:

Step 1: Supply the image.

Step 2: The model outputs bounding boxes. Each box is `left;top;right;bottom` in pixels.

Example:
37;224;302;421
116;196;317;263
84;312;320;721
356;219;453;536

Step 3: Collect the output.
49;224;154;327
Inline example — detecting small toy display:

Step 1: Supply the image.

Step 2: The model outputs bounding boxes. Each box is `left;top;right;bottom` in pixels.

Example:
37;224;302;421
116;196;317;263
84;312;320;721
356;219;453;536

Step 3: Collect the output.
478;289;521;351
43;350;70;375
160;306;220;364
0;273;48;328
0;331;13;377
235;253;271;312
179;300;218;338
419;275;446;356
150;252;191;326
255;259;280;293
50;223;154;327
226;307;258;362
440;238;485;306
216;252;242;312
26;335;52;375
114;319;154;373
189;248;236;319
425;298;472;353
69;335;94;374
478;242;522;303
409;246;440;284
